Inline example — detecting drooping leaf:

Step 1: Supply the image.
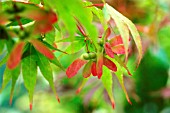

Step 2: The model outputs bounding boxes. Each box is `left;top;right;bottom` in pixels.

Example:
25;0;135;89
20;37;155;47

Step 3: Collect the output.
104;27;111;39
113;59;132;105
116;73;132;105
105;4;142;67
7;41;25;69
119;14;143;67
36;52;59;102
76;78;89;94
104;4;129;62
101;66;115;108
22;54;37;110
82;60;93;78
66;58;87;78
104;42;114;58
96;52;103;79
103;57;117;72
30;39;54;59
10;65;21;105
91;62;97;76
114;55;132;76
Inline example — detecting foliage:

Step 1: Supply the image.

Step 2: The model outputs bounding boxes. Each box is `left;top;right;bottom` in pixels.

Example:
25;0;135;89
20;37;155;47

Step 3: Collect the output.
0;0;144;111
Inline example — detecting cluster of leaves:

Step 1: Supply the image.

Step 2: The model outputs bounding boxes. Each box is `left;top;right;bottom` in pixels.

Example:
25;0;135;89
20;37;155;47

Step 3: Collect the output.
0;0;142;110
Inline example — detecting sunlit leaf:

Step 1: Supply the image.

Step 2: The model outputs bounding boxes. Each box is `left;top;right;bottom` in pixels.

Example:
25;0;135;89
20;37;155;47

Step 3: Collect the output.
22;54;37;110
105;4;142;67
36;52;60;102
10;65;20;105
104;4;129;62
101;66;115;108
66;58;87;78
114;55;132;76
106;56;132;104
113;59;132;105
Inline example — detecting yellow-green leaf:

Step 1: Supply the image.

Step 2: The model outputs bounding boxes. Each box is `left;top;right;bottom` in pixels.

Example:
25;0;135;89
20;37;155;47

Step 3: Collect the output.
36;52;60;102
10;65;20;105
22;55;37;110
104;4;129;62
104;3;143;67
101;66;115;108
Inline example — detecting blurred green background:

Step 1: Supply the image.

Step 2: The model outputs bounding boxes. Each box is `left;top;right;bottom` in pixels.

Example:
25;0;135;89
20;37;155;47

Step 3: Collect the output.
0;0;170;113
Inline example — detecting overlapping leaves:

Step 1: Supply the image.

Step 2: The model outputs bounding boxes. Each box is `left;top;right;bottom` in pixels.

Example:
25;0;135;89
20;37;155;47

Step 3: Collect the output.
0;0;143;110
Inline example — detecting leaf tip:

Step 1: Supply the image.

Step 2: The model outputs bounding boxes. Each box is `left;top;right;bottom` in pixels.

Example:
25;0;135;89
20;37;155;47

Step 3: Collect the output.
56;95;60;103
111;101;115;109
30;103;33;111
127;70;132;76
128;99;132;105
76;87;81;94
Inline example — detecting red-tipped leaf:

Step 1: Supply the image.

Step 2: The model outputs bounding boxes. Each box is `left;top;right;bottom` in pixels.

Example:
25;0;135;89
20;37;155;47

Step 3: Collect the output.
96;53;103;79
109;35;123;47
30;103;32;111
66;58;87;78
104;42;114;58
76;78;89;94
104;28;111;40
7;41;25;69
111;44;126;54
91;62;97;76
30;39;54;59
103;57;117;72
